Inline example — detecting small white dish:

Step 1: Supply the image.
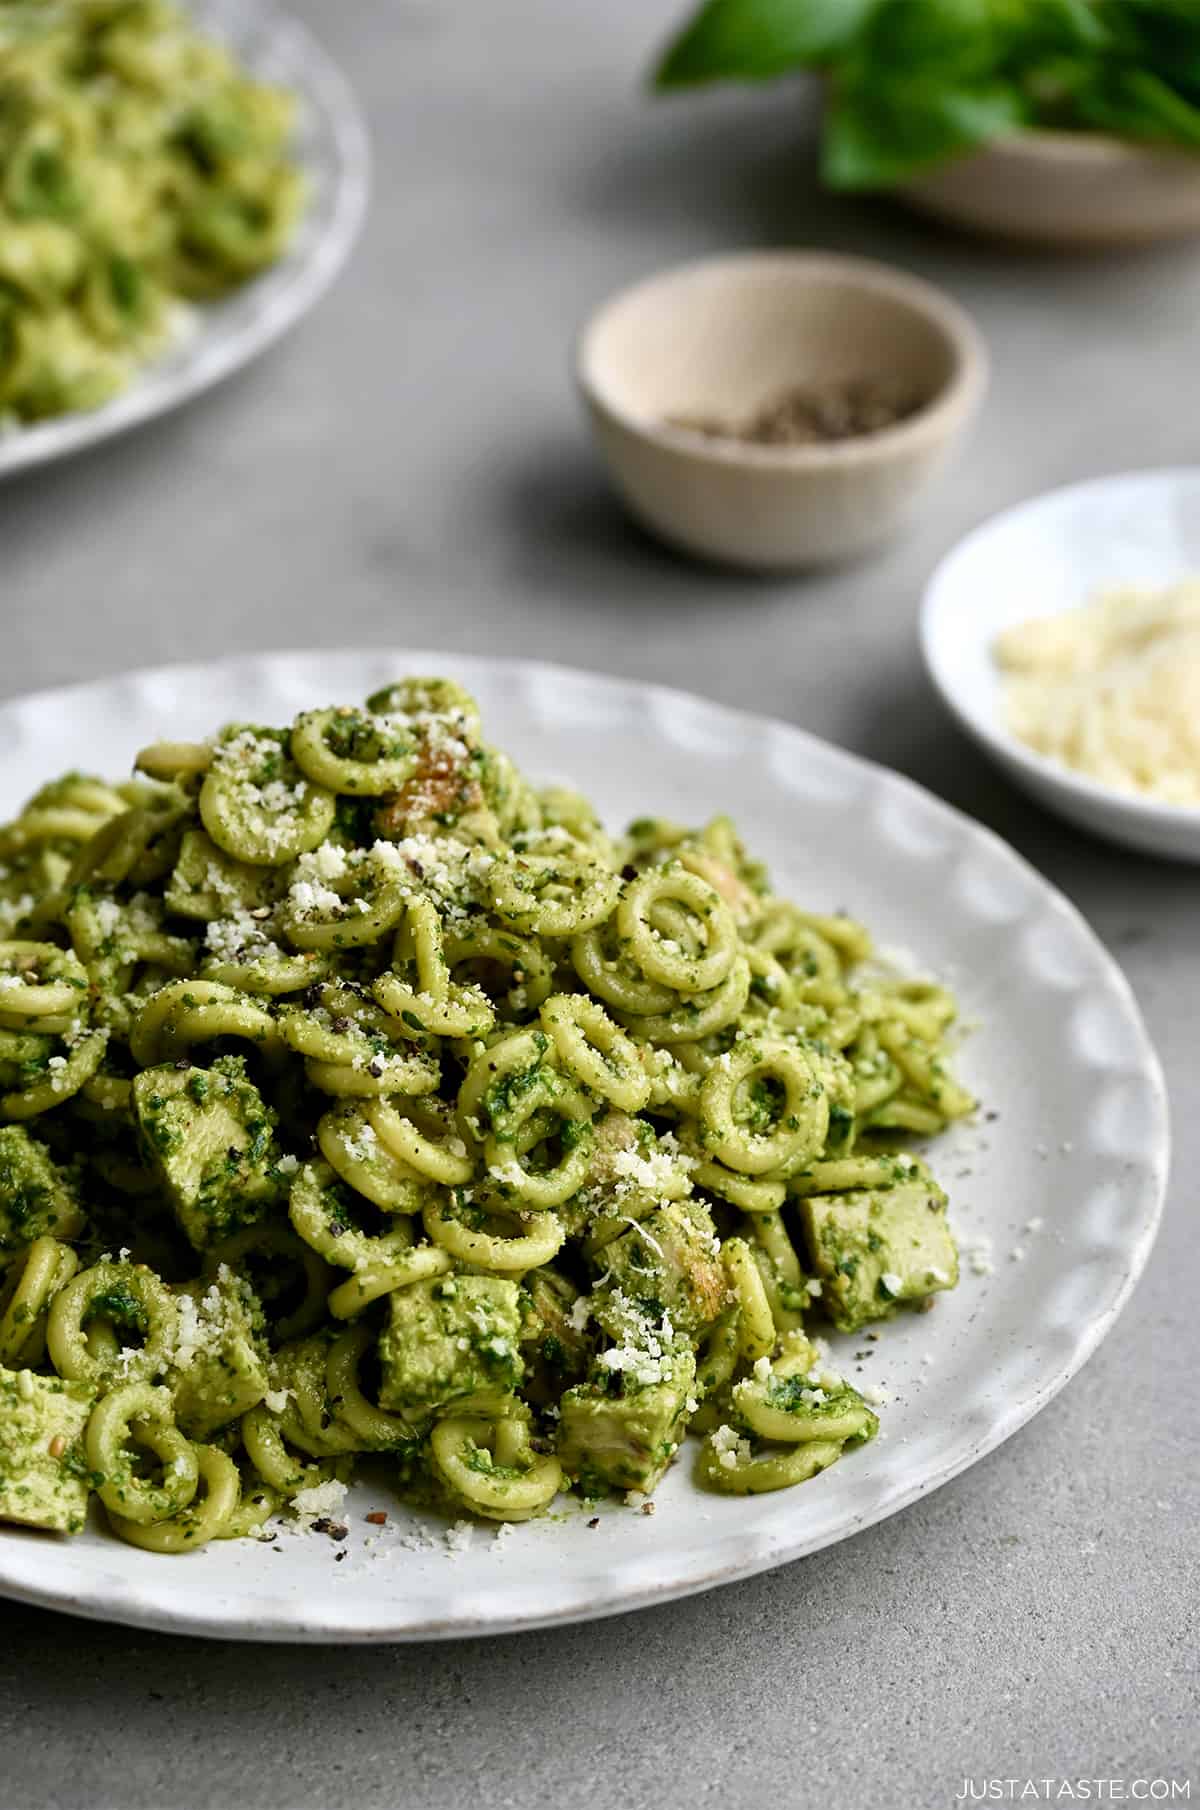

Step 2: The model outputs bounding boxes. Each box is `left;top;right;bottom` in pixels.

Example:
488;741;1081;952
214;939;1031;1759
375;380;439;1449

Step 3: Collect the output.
921;468;1200;862
0;0;369;481
577;252;988;571
0;651;1167;1641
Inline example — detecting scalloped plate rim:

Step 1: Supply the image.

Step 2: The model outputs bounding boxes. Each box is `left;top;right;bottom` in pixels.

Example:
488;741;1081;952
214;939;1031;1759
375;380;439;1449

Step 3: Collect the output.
0;649;1170;1641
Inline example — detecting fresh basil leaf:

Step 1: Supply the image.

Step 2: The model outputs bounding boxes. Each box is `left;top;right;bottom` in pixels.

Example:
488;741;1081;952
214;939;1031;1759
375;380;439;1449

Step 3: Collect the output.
1072;66;1200;145
998;0;1111;56
851;0;1004;81
823;79;1027;188
1098;1;1200;93
654;0;878;87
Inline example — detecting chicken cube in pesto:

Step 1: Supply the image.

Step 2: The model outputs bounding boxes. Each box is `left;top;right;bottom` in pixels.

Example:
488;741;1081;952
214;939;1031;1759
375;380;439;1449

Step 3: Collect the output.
0;1125;85;1254
592;1198;725;1338
801;1175;958;1333
132;1058;286;1251
377;1276;524;1414
0;1367;95;1533
557;1347;696;1497
170;1270;269;1438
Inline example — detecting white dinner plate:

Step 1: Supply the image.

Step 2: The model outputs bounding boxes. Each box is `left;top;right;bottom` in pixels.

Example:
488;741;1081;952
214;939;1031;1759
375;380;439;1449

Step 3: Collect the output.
921;468;1200;862
0;652;1168;1642
0;0;369;480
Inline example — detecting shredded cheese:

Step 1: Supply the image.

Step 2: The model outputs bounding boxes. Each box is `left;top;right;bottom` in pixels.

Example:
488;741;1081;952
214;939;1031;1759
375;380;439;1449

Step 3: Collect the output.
995;580;1200;804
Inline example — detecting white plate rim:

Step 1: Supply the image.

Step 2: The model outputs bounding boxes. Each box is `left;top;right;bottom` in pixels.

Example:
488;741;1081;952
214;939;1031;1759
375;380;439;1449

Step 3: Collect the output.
0;649;1170;1642
0;1;370;480
920;466;1200;834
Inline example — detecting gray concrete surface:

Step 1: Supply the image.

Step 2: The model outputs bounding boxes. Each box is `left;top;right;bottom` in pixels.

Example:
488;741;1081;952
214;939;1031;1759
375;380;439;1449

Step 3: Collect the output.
2;4;1197;1807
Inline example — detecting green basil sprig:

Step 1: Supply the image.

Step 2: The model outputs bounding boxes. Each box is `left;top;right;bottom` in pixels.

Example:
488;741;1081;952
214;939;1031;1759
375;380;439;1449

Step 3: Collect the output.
654;0;1200;188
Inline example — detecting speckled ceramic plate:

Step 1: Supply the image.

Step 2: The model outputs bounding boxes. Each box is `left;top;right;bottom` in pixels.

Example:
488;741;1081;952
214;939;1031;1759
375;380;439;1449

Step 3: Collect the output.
0;0;369;480
0;653;1169;1642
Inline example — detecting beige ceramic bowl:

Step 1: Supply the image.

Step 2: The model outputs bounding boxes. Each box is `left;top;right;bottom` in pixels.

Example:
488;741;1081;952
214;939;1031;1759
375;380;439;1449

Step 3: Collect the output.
577;252;988;571
902;130;1200;248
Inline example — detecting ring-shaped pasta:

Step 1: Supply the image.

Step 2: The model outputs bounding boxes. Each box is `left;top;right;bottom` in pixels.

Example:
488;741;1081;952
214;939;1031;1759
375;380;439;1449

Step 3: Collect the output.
691;1158;787;1215
0;940;89;1018
570;925;677;1016
696;1435;844;1495
443;926;554;1018
129;980;278;1068
1;1027;107;1120
721;1237;775;1362
200;729;336;867
365;677;483;743
108;1444;241;1552
755;903;862;971
202;946;328;996
695;1308;741;1403
482;1132;592;1211
616;868;738;994
134;741;212;783
743;945;798;1013
0;777;129;858
326;1242;452;1318
486;849;621;939
747;1215;808;1337
284;880;410;952
326;1324;421;1447
640;1046;704;1115
88;1381;199;1525
267;1335;361;1459
617;955;751;1046
221;1479;279;1541
373;897;497;1039
241;1404;336;1498
423;1197;565;1273
373;968;494;1040
699;1039;828;1176
205;1225;331;1343
67;805;174;890
305;1045;440;1100
290;708;419;796
430;1413;563;1521
47;1258;178;1385
0;1235;78;1364
539;993;651;1112
66;889;195;977
317;1102;431;1213
456;1026;551;1143
288;1162;415;1273
786;1155;900;1198
278;982;419;1067
734;1370;876;1447
368;1098;475;1187
873;1019;975;1121
482;1072;594;1210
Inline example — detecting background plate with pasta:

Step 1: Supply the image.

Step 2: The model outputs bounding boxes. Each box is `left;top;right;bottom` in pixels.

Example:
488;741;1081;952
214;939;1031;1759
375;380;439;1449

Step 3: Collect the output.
0;652;1168;1641
0;0;369;480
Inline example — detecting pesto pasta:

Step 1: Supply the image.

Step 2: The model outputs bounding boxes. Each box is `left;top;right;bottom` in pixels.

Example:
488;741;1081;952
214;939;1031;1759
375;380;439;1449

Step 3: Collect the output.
0;0;304;423
0;680;972;1548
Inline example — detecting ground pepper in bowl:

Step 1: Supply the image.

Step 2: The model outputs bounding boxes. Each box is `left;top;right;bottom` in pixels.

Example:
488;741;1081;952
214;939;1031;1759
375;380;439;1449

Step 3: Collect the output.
670;376;923;447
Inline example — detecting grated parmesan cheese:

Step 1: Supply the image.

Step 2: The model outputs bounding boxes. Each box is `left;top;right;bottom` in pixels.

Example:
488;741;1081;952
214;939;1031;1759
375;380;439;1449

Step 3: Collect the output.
996;579;1200;804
